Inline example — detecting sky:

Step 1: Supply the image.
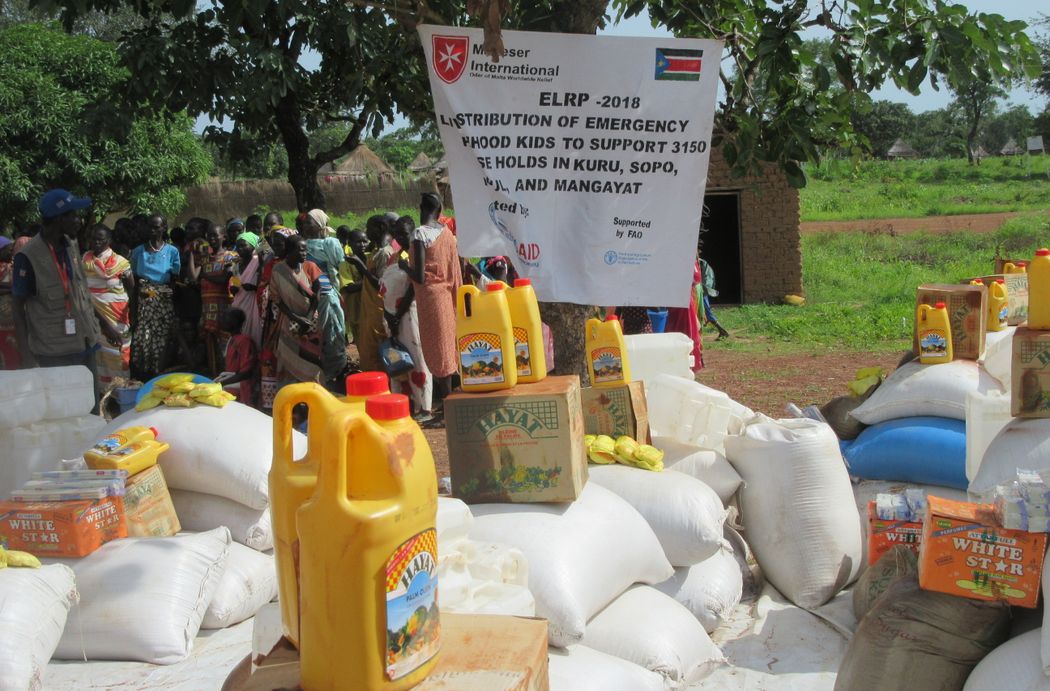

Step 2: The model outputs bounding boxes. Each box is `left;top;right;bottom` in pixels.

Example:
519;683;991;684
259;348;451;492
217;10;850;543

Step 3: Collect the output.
600;1;1046;115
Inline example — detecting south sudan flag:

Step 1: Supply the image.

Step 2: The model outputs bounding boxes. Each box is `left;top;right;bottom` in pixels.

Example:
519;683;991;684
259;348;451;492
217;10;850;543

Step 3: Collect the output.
655;48;703;81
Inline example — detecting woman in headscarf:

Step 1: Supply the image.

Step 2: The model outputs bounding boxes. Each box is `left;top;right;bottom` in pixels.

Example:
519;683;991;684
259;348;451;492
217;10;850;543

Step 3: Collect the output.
300;209;347;381
665;258;704;371
269;234;323;384
230;230;263;347
0;236;20;369
257;227;294;410
83;225;134;384
404;193;461;402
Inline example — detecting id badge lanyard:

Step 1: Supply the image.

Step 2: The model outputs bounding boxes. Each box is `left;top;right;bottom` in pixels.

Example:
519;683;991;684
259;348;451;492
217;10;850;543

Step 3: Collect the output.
47;242;76;335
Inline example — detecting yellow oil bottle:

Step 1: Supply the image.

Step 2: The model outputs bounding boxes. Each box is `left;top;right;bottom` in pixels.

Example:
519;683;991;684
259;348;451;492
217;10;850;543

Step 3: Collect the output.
1004;261;1028;274
1028;249;1050;329
84;426;168;476
455;283;518;392
987;279;1008;332
506;278;547;383
298;393;439;690
270;382;346;648
586;315;632;387
341;371;390;406
918;301;953;364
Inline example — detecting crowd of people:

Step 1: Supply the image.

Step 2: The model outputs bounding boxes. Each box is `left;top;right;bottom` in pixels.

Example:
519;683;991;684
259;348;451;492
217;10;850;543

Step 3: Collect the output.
0;188;711;423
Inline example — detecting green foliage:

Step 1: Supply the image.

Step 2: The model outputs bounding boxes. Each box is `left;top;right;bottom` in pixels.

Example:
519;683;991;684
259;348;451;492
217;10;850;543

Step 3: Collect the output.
0;23;209;226
851;101;916;158
365;125;445;173
801;156;1050;222
710;216;1050;353
615;0;1041;185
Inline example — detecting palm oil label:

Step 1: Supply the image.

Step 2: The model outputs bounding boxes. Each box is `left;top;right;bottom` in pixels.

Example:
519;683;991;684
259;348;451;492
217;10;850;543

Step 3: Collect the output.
591;346;624;383
459;333;506;385
919;329;949;359
513;326;532;376
385;528;439;680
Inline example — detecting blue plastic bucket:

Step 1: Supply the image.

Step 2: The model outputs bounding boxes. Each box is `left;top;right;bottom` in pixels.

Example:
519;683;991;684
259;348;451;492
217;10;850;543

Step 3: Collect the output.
647;309;668;333
114;387;139;414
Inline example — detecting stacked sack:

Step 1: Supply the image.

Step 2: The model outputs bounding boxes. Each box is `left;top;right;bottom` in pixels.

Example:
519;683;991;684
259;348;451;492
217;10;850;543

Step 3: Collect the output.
0;367;106;496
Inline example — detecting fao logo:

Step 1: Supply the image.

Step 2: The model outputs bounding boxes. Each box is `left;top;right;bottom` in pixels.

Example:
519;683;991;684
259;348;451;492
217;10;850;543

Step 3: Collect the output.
604;251;619;266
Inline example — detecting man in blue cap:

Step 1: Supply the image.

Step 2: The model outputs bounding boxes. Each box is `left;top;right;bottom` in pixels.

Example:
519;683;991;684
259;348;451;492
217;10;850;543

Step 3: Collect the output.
11;189;117;411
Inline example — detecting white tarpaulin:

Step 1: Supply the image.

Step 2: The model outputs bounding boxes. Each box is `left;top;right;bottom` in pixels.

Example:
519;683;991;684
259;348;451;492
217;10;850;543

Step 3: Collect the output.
419;26;722;307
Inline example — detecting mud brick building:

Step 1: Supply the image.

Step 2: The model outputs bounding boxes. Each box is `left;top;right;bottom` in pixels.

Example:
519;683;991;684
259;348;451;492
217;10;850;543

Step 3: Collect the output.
701;147;803;304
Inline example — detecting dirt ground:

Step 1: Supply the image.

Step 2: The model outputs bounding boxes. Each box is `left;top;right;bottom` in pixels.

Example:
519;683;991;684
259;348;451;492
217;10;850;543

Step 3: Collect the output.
800;211;1034;235
423;348;906;478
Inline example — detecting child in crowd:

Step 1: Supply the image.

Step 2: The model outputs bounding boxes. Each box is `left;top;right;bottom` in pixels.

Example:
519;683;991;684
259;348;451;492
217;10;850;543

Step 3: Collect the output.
217;307;257;405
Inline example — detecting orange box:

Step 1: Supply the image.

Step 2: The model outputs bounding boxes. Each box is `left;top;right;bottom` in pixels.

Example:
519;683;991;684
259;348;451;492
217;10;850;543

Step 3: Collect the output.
919;495;1047;608
868;501;923;565
0;495;127;557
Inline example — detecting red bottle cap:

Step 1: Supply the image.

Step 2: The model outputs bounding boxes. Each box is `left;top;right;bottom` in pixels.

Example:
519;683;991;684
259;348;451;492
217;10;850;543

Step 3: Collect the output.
513;278;532;287
996;279;1004;284
149;427;159;440
1018;261;1028;267
972;279;983;284
366;393;410;420
1037;249;1050;257
486;282;506;292
606;314;620;322
934;301;946;310
346;372;388;397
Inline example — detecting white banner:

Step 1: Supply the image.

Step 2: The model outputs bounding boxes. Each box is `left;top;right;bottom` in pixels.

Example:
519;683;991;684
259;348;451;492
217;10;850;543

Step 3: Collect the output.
419;26;722;307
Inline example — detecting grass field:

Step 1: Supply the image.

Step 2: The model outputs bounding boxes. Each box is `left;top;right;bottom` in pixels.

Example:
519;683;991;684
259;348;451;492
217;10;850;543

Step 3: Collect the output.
801;156;1050;222
707;214;1050;354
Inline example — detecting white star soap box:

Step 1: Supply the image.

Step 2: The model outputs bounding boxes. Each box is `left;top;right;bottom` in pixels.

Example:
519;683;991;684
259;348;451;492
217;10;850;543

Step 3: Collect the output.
919;495;1047;608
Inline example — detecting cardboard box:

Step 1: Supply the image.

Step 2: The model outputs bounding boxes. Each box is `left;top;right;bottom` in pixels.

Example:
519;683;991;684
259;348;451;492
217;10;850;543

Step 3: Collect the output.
235;614;550;691
964;274;1029;326
914;284;987;360
445;376;587;504
868;501;923;565
1011;326;1050;417
580;381;651;443
0;495;127;557
918;495;1047;608
124;465;181;537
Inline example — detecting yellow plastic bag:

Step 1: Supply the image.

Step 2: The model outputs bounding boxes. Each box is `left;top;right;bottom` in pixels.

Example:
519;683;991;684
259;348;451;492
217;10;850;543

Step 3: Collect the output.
587;435;617;464
631;444;665;472
135;395;164;412
163;393;195;408
848;367;884;397
154;373;194;390
189;382;222;398
614;435;641;465
171;381;197;394
197;393;232;408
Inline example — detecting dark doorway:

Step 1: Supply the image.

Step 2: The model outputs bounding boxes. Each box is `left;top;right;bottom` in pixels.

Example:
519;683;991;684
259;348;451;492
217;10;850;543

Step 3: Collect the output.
699;192;742;304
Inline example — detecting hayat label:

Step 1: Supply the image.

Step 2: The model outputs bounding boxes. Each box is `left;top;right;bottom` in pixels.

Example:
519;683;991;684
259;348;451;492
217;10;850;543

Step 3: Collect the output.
459;333;506;385
919;329;949;360
385;529;440;680
513;326;532;376
591;346;624;383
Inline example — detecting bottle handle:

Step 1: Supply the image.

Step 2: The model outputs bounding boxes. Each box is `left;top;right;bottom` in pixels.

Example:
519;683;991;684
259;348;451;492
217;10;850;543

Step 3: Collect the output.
272;382;337;470
457;285;479;319
313;408;367;501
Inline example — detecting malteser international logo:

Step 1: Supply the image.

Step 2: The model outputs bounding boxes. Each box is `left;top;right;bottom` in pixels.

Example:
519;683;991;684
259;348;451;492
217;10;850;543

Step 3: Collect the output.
432;35;469;84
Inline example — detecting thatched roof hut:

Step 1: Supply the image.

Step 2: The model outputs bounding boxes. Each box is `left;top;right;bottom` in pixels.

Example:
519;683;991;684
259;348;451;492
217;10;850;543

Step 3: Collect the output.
408;152;433;173
320;144;396;178
886;138;919;159
1000;138;1025;156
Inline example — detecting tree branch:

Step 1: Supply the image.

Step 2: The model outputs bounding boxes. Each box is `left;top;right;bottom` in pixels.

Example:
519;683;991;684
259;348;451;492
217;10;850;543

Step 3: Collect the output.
312;107;371;168
343;0;447;26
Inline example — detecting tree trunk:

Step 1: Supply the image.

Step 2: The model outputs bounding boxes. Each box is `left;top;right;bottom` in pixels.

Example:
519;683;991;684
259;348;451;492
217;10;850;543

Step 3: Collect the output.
274;93;326;211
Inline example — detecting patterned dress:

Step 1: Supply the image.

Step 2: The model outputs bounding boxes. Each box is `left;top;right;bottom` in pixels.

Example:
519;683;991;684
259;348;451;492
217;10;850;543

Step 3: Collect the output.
411;223;461;378
83;248;132;384
200;247;237;333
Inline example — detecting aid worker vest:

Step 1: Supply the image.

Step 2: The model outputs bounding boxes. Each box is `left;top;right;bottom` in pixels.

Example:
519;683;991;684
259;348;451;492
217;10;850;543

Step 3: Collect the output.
17;234;100;357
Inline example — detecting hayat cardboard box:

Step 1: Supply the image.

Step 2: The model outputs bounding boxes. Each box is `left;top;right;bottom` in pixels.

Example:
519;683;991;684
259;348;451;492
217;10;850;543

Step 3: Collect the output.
124;465;180;537
580;381;651;443
919;495;1047;608
914;283;987;360
1011;326;1050;417
867;501;923;565
0;495;127;557
964;273;1029;326
445;375;587;504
